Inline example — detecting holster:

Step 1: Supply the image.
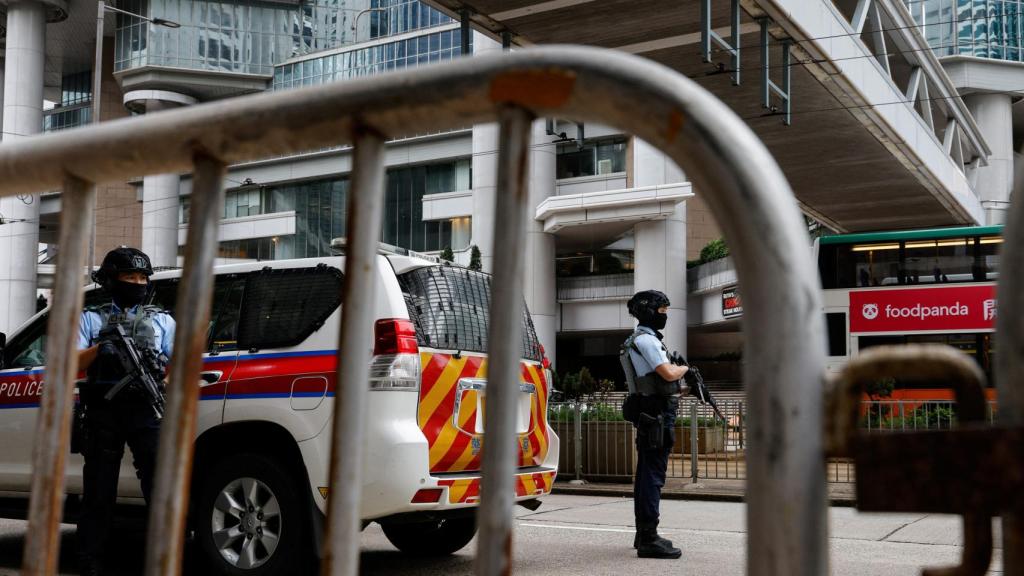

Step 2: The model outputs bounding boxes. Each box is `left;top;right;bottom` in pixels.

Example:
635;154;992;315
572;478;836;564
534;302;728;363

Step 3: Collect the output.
638;412;665;451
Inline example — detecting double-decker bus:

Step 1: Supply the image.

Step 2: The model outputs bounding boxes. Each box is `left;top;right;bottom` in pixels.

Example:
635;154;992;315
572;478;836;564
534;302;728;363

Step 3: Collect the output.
815;225;1001;400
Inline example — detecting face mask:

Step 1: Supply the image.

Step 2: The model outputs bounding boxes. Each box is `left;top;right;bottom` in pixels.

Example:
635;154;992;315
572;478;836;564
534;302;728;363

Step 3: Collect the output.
648;312;668;331
111;280;148;309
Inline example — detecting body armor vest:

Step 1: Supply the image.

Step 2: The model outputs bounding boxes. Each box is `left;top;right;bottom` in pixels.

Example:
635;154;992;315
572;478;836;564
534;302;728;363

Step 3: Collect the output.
86;304;169;390
620;330;680;397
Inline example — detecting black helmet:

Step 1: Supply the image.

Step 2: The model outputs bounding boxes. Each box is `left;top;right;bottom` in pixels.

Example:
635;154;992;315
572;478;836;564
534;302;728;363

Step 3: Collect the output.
627;290;670;324
93;246;153;286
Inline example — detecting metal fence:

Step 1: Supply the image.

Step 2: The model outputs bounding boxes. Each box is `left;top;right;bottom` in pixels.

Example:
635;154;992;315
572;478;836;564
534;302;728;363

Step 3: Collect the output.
549;398;998;484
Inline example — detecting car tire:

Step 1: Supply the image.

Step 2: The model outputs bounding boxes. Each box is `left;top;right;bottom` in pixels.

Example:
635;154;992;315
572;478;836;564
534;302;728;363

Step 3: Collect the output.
380;516;477;556
195;452;313;575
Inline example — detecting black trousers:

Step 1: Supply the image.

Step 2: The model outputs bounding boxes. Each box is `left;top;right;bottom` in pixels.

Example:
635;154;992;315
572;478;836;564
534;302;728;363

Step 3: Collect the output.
633;401;677;527
77;399;161;563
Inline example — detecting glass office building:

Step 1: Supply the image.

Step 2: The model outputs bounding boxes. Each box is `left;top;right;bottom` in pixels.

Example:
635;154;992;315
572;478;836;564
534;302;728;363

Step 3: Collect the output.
272;26;466;89
183;159;472;260
115;0;452;75
917;0;1024;61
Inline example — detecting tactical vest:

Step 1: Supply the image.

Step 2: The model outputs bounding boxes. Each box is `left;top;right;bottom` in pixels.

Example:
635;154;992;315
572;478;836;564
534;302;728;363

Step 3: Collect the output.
619;330;680;397
86;304;169;387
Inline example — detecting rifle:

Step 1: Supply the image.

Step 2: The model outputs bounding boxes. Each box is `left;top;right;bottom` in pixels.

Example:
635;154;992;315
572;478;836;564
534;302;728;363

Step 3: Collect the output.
669;352;727;423
100;324;165;420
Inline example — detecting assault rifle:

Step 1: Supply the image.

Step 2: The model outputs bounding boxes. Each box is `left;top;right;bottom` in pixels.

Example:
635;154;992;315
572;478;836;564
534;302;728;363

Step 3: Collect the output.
668;351;727;423
100;324;165;420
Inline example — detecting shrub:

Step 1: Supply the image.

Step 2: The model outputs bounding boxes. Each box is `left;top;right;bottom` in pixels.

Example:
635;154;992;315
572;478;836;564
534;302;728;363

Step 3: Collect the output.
699;238;729;263
468;245;482;271
440;246;454;262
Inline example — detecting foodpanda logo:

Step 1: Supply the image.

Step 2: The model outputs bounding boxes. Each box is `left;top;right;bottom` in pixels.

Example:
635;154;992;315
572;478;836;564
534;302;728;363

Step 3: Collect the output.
862;303;879;320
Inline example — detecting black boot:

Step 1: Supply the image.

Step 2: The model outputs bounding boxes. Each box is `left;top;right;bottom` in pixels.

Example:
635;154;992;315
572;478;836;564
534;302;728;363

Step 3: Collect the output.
636;524;681;559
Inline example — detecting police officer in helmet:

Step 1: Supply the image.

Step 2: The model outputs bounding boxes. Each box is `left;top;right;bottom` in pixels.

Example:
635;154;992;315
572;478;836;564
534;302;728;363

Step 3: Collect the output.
75;247;175;576
621;290;688;559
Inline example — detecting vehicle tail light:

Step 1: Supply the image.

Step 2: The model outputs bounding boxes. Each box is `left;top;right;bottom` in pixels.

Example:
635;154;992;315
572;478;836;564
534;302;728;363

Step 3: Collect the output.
374;319;418;355
411;488;444;504
539;343;551;370
370;319;420;391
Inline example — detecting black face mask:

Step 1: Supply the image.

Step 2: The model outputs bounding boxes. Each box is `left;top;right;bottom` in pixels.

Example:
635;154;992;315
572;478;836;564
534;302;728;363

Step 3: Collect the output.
638;311;671;330
647;312;668;331
111;280;148;309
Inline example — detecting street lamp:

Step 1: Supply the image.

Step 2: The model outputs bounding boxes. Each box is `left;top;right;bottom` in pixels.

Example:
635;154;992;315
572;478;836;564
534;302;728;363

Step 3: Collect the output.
88;1;180;277
351;7;386;37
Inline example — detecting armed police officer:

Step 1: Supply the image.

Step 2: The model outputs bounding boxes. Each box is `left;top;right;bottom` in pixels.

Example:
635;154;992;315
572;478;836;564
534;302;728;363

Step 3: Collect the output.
75;247;175;576
620;290;691;559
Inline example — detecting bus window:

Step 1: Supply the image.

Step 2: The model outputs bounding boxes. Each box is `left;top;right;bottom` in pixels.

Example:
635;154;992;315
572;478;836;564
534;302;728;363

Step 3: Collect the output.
974;236;1001;281
903;237;971;284
850;243;900;287
825;313;847;357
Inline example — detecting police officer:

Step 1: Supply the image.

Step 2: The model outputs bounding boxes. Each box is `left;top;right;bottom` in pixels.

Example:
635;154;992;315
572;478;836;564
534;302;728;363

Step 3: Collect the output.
621;290;688;559
75;247;175;576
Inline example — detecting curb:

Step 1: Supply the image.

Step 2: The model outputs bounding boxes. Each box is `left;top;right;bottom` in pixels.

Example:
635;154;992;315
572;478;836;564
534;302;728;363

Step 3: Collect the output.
552;484;857;507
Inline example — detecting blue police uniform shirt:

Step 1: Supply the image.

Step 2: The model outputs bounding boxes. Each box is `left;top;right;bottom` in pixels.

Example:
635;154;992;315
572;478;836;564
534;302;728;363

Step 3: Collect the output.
627;326;669;377
77;303;176;358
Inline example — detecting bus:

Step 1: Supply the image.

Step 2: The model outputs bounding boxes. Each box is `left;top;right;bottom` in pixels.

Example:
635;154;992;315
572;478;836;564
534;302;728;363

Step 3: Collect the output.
815;225;1001;400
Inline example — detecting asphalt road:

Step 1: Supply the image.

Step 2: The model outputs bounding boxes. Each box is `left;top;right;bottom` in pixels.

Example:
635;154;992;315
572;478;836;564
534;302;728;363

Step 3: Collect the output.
0;494;1004;575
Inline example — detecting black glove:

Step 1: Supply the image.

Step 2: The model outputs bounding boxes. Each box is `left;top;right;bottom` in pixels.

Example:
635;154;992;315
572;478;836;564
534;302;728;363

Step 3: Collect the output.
97;340;118;359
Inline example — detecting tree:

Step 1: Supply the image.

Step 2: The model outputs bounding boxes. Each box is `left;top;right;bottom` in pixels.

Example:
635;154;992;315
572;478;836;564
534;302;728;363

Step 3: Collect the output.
468;245;482;271
440;246;454;262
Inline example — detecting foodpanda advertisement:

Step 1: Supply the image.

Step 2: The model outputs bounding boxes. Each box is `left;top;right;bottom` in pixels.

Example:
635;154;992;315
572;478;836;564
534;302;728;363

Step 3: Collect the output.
849;284;996;334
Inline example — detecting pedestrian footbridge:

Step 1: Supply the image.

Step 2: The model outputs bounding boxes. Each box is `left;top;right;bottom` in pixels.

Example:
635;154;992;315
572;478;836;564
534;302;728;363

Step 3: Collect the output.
427;0;991;231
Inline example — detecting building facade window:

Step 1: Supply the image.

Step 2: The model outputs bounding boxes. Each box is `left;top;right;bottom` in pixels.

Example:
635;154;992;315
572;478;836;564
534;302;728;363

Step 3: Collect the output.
556;136;628;179
918;0;1023;61
272;27;467;89
114;0;451;74
197;158;470;260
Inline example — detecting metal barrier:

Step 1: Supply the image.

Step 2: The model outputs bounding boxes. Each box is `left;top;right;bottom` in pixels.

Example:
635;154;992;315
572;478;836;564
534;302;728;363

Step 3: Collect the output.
550;397;996;485
4;46;826;575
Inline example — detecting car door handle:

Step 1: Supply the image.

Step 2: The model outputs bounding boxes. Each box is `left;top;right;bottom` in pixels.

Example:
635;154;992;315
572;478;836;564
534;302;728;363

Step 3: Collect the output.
199;371;223;386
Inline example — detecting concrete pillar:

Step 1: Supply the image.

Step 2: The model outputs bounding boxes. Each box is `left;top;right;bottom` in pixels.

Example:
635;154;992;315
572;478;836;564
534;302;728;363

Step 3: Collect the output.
125;91;196;267
966;93;1013;225
470;31;501;273
0;0;46;333
633;204;687;355
525;119;557;365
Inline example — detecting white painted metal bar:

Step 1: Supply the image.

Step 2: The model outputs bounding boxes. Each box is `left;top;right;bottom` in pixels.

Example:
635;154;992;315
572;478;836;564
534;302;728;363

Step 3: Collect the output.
994;154;1024;575
870;4;892;76
321;130;387;576
20;176;96;576
905;66;922;102
474;107;533;576
144;153;226;576
851;0;873;34
943;119;957;153
0;46;828;575
920;78;935;133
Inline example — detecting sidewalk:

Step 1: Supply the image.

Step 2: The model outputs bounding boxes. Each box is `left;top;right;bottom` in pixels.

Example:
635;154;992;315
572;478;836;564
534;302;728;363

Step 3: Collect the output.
552;476;857;506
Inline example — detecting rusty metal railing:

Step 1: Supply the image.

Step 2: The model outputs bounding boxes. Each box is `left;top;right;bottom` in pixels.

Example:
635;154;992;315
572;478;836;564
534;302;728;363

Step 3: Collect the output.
5;46;827;575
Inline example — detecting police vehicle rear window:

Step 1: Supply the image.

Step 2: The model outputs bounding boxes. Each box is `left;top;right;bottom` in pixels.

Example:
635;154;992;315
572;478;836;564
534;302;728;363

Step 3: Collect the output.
397;265;543;361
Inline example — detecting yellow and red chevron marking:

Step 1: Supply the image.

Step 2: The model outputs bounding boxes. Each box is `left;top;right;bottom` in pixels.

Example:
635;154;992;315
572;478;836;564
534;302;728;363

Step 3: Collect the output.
436;478;481;504
418;352;551;474
437;471;556;504
515;471;556;498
